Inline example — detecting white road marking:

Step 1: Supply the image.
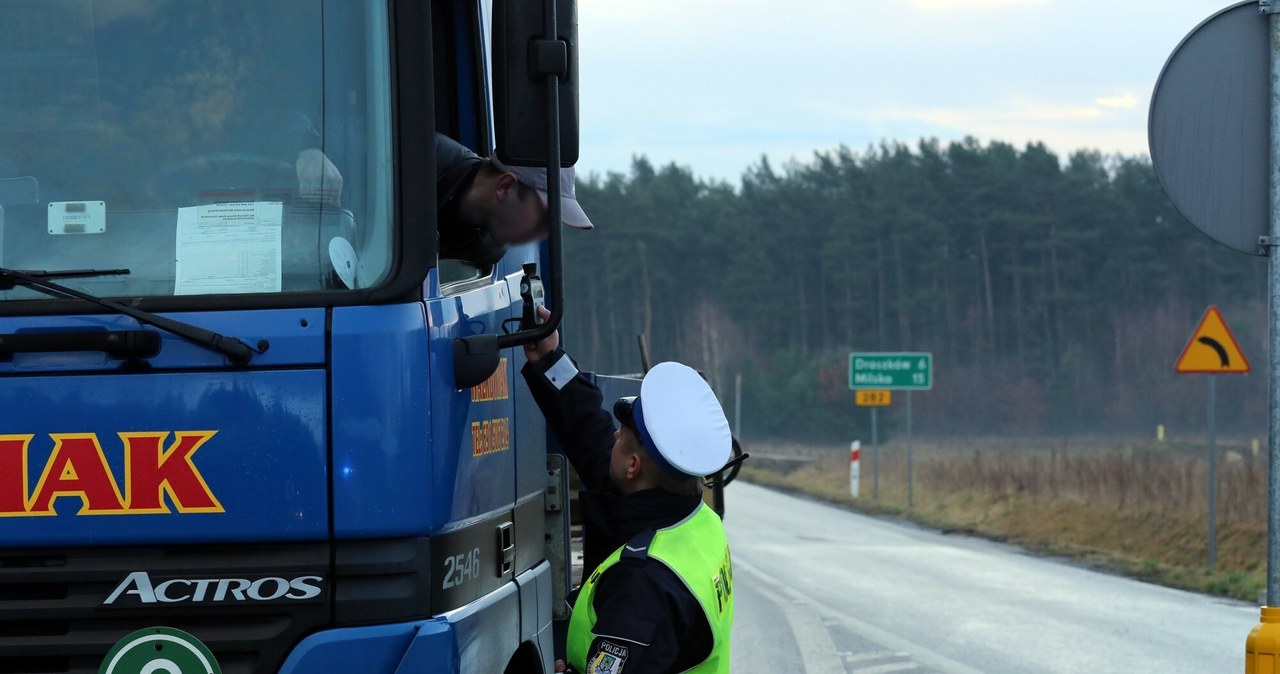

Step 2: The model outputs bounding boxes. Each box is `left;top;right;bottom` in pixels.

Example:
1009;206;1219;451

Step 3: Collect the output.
737;556;988;674
851;662;924;674
845;651;901;663
742;564;847;674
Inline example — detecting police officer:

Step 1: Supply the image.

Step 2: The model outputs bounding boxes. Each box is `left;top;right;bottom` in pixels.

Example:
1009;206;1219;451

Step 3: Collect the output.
522;314;734;673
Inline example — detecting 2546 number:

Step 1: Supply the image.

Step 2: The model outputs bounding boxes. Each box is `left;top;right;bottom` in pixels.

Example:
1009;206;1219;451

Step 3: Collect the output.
442;547;482;590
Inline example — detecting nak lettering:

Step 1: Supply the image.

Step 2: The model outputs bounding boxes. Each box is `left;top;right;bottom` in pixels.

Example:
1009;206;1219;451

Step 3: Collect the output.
0;431;223;516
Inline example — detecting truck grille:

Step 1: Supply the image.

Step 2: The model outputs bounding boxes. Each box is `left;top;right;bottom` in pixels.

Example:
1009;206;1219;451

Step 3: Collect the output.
0;542;331;674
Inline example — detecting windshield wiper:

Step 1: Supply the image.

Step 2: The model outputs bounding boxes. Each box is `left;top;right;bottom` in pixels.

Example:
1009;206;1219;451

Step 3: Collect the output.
0;267;265;366
0;267;131;290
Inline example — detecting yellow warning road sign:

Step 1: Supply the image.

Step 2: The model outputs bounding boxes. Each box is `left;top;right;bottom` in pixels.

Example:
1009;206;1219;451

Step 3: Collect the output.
1175;306;1250;374
855;390;892;406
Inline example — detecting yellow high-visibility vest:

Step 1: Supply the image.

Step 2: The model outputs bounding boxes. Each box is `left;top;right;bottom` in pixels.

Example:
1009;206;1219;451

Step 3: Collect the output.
566;502;733;673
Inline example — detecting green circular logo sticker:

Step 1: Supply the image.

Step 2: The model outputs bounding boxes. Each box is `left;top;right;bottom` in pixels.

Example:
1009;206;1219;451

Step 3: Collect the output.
99;627;221;674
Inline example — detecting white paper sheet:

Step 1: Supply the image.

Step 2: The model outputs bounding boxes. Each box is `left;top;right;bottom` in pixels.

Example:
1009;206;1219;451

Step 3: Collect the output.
174;202;282;295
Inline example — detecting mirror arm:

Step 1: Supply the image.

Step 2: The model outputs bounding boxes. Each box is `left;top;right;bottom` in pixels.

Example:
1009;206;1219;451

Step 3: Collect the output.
495;0;565;352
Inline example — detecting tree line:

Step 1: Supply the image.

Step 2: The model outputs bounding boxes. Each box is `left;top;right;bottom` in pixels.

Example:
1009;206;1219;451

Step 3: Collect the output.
563;138;1269;441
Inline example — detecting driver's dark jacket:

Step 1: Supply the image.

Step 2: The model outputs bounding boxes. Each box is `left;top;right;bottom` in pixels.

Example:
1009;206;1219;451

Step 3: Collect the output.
522;348;713;673
435;133;506;266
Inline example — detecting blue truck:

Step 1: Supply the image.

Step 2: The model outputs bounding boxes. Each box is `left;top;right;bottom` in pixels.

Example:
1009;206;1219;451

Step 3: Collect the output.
0;0;598;671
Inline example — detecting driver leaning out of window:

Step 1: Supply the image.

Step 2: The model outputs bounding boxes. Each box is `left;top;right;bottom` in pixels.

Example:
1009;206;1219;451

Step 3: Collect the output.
295;133;591;266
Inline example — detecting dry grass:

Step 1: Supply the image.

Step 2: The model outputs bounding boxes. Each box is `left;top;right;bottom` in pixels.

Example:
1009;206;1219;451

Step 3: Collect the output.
740;437;1266;601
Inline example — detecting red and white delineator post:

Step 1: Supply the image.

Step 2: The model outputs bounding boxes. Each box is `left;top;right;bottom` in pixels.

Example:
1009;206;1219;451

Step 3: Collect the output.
850;441;861;498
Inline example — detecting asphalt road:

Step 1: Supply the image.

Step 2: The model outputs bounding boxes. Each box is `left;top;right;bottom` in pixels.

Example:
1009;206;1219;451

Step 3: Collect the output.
725;481;1257;674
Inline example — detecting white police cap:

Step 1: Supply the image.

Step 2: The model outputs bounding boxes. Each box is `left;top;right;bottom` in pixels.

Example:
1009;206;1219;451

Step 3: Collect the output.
633;362;732;477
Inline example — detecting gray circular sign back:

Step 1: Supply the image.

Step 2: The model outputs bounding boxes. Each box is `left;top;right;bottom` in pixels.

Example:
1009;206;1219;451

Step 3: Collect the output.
1149;1;1269;256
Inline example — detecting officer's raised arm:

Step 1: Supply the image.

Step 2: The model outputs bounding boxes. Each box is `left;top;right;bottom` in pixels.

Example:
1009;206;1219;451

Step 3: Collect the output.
520;333;615;490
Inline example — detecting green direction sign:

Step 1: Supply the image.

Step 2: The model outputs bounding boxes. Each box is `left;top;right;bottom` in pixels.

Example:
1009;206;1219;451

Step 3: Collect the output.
849;352;933;391
100;627;221;674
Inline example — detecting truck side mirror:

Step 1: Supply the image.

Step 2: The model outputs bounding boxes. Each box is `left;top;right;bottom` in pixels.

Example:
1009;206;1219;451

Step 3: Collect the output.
492;0;579;167
455;0;576;389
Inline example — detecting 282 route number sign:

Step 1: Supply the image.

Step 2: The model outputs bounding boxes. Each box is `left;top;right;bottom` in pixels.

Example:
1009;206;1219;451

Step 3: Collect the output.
855;390;892;406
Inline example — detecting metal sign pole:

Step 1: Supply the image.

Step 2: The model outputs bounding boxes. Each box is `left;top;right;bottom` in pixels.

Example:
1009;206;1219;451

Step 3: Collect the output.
1242;0;1280;653
1152;2;1280;663
1245;5;1280;665
1209;375;1218;572
907;391;914;509
872;408;880;500
1269;0;1280;608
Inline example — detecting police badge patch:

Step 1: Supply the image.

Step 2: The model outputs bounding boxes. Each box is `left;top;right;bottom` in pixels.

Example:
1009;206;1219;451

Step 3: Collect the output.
586;641;630;674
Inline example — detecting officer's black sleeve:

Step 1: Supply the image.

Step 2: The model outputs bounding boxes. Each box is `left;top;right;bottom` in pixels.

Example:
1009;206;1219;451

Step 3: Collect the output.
521;348;616;491
581;560;711;673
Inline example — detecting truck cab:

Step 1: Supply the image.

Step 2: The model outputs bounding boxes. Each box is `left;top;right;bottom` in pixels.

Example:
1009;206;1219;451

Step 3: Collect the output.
0;1;575;672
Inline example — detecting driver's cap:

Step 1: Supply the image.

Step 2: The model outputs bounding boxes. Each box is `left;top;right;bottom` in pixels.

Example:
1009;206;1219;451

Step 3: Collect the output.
489;155;593;230
631;362;732;477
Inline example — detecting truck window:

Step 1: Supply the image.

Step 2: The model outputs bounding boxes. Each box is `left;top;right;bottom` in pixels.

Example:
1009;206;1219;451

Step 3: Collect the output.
0;0;393;300
432;0;495;292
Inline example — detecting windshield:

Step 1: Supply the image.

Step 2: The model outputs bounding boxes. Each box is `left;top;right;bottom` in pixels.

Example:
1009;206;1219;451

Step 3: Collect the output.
0;0;393;301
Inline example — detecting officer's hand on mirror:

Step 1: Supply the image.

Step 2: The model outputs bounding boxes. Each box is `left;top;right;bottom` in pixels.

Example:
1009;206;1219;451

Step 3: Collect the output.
523;306;559;365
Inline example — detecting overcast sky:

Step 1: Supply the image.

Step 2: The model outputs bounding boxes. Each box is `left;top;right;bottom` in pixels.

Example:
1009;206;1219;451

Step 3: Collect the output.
574;0;1234;186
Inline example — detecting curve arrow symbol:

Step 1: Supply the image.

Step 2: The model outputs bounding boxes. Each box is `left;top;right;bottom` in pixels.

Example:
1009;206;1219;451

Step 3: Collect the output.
1197;336;1230;367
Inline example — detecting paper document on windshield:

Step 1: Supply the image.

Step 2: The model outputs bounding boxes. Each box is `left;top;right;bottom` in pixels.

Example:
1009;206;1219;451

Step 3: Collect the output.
175;201;283;295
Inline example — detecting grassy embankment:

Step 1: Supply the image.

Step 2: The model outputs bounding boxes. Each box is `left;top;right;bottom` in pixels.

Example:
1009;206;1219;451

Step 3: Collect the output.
739;437;1266;601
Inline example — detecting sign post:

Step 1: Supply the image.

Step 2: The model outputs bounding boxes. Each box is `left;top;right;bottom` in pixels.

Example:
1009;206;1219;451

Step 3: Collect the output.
1209;376;1217;571
855;390;891;500
1263;5;1280;661
1267;7;1280;666
850;352;933;509
1269;0;1280;614
907;391;914;508
1149;4;1275;665
1174;305;1251;572
872;408;879;499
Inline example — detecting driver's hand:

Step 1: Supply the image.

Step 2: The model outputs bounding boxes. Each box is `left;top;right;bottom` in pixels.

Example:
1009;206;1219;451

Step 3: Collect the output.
523;306;559;365
296;149;343;206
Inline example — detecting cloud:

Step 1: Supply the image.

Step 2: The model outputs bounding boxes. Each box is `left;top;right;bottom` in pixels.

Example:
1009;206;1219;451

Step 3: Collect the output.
910;0;1048;9
575;0;1220;184
1095;94;1140;109
580;93;1153;185
877;100;1109;127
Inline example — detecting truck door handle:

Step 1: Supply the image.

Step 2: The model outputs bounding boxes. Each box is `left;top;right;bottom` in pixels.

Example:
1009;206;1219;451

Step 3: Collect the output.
496;522;514;576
